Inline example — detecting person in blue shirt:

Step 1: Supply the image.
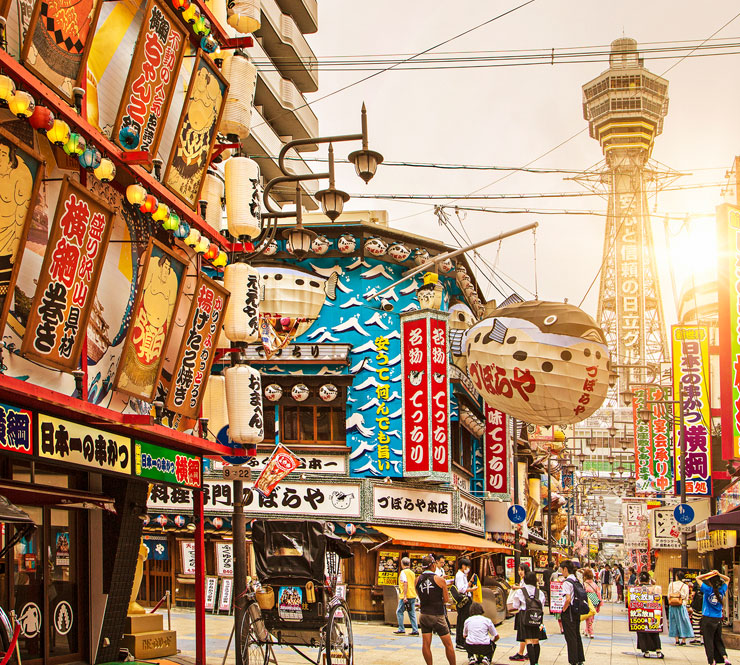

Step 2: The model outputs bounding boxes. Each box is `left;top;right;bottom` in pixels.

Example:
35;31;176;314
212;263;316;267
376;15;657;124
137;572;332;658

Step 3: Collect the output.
696;570;730;665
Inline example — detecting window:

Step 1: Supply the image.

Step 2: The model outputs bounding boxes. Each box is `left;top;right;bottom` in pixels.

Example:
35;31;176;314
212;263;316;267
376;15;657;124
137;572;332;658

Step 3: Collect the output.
263;405;276;442
451;421;474;471
281;405;346;445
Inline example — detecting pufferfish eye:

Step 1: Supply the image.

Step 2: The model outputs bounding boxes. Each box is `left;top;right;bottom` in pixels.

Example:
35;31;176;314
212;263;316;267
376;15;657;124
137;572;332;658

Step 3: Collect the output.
544;315;557;325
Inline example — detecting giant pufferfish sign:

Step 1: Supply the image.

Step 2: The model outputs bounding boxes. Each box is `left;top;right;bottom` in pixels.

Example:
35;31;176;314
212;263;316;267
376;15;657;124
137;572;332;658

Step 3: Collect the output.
463;300;609;426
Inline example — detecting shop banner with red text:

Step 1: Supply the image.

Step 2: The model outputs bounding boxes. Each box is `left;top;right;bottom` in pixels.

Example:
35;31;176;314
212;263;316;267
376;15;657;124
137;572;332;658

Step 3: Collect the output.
484;406;509;499
632;386;673;494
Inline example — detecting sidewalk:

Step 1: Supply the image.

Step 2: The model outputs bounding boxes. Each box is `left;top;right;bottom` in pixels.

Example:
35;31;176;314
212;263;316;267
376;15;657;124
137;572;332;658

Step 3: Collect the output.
160;600;737;665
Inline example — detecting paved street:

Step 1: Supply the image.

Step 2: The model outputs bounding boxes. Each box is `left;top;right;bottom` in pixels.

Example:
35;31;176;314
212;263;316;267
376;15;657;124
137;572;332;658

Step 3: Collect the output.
162;601;737;665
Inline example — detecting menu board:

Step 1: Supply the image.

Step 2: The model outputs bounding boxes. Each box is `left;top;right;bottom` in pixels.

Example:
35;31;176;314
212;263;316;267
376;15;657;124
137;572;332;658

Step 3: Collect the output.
549;580;565;613
628;586;663;633
377;551;399;586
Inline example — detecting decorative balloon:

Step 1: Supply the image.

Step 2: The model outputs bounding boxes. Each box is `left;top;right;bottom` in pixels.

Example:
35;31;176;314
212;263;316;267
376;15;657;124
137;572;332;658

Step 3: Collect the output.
337;234;356;254
264;384;283;402
318;383;338;402
364;237;387;257
213;517;223;529
463;299;609;425
291;384;310;402
388;243;411;261
312;235;331;255
345;523;357;536
263;239;278;256
224;364;264;444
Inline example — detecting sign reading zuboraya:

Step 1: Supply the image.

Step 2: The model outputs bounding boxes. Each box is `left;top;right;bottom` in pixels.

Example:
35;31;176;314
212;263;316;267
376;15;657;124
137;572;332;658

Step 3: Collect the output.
22;177;114;371
112;0;186;155
165;275;229;418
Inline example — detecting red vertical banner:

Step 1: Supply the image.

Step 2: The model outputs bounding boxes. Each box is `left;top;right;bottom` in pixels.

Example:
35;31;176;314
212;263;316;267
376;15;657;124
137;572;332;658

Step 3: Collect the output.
484;406;509;497
429;317;450;475
402;316;429;475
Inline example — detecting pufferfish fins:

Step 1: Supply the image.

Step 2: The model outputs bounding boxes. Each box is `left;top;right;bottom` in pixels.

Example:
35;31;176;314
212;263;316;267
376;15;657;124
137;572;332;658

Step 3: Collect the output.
483;319;508;345
324;272;339;300
498;292;524;308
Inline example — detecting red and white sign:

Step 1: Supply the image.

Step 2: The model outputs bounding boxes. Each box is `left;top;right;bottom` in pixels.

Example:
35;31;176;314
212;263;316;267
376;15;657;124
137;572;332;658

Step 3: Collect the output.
429;318;450;475
484;406;509;497
254;444;300;497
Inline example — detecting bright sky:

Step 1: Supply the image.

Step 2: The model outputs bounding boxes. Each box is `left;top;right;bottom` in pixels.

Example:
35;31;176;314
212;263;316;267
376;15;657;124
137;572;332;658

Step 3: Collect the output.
302;1;740;325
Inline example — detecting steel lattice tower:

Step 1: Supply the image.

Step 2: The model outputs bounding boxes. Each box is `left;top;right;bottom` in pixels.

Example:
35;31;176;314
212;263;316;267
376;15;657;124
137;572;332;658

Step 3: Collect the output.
580;38;671;403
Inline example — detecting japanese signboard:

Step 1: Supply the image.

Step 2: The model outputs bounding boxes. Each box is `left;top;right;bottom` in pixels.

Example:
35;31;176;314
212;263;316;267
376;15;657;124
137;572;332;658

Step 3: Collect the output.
37;414;131;475
373;333;394;472
0;402;32;455
549;580;565;613
650;508;682;549
134;441;201;488
717;204;740;460
627;586;663;632
22;177;114;371
622;500;649;549
632;386;673;494
697;529;737;553
484;406;509;499
0;128;44;337
215;542;233;577
221;453;346;475
112;0;186;155
218;577;233;612
254;444;300;497
371;484;453;525
377;551;399;586
717;479;740;515
459;494;485;534
180;541;195;575
671;325;712;496
114;239;186;401
165;275;229;418
401;311;451;481
204;577;218;610
164;51;229;209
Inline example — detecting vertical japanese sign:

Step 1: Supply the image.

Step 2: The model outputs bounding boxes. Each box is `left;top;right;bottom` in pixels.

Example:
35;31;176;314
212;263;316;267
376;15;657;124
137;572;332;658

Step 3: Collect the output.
112;0;186;155
22;177;114;371
374;334;392;472
632;386;672;494
671;325;712;496
716;204;740;460
0;403;32;455
114;238;186;401
401;311;451;481
484;406;509;499
165;275;229;418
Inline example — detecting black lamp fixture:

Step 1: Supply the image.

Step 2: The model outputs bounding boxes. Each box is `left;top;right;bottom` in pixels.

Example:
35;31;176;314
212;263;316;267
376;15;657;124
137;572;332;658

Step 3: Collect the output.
347;103;384;184
72;87;85;114
314;144;350;221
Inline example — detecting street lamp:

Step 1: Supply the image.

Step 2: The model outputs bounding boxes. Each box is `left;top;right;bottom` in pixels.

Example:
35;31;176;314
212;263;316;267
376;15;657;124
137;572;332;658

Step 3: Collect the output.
282;186;317;260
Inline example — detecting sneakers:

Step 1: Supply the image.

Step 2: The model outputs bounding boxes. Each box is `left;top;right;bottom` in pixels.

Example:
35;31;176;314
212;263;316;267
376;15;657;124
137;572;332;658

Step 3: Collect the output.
409;632;419;636
510;655;528;661
482;659;491;665
392;630;405;635
468;658;477;665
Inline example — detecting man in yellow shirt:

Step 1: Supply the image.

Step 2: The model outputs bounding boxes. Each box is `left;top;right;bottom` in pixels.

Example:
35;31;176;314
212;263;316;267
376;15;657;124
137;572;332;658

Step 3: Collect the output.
394;557;419;635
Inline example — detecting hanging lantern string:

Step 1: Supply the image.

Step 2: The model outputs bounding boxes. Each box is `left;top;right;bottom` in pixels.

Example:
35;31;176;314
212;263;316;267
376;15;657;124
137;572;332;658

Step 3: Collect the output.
532;227;538;300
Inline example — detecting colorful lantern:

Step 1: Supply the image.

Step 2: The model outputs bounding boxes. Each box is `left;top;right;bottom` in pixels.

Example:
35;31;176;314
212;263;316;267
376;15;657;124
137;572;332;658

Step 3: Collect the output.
171;0;189;9
0;75;15;103
212;517;223;529
202;374;227;441
264;384;283;402
162;213;179;232
312;235;330;255
184;228;201;247
291;384;310;402
202;171;225;233
63;132;86;156
174;220;190;239
200;34;219;54
213;251;228;268
126;183;147;206
388;243;411;261
345;523;357;536
337;234;356;254
78;145;102;170
263;239;278;256
182;3;199;23
463;299;610;425
47;119;71;146
118;124;139;149
157;514;168;527
8;90;35;118
365;237;387;257
93;157;116;182
195;235;210;254
28;105;54;132
220;53;257;139
223;262;260;343
227;0;260;34
174;515;185;527
318;384;338;402
193;14;210;36
139;194;158;214
225;156;261;238
152;202;170;223
224;364;264;444
205;243;219;261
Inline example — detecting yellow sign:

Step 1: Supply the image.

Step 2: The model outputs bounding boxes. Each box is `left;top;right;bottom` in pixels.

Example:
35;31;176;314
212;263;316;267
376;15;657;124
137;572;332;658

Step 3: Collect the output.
377;551;399;586
37;414;132;475
698;530;737;553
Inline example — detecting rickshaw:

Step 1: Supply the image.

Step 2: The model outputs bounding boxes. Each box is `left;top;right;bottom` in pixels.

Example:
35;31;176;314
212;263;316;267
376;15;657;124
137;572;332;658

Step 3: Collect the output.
241;519;354;665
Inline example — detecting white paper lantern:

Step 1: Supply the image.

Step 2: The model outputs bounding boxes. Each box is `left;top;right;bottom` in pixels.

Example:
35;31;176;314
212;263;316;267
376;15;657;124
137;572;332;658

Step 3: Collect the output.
463;300;609;426
225;364;264;444
227;0;260;34
337;234;356;254
291;384;310;402
264;383;283;401
220;53;257;139
312;235;330;255
318;383;338;402
223;262;261;343
263;239;278;256
225;156;261;239
202;375;227;441
203;171;225;233
364;237;387;256
388;243;410;261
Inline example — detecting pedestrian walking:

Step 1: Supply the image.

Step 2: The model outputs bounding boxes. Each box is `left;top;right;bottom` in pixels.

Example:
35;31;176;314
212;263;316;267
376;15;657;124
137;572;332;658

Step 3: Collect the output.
667;572;694;645
628;567;638;585
636;571;663;658
582;568;602;639
613;565;624;603
463;601;499;665
415;555;456;665
599;565;612;601
696;570;731;665
560;560;586;665
434;553;453;634
689;580;703;645
509;562;531;661
394;557;419;636
510;571;547;665
454;557;477;650
542;560;555;604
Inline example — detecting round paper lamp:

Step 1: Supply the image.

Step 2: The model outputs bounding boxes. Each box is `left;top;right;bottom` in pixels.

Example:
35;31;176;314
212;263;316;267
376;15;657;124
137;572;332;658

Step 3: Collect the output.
224;364;264;444
94;157;116;182
182;3;199;23
202;375;227;441
78;145;102;170
223;263;261;343
172;0;189;9
152;202;170;223
8;90;35;118
195;235;210;254
193;15;210;36
47;119;71;146
201;34;218;54
225;156;260;238
213;251;228;267
29;106;54;133
202;171;225;233
139;194;158;214
162;212;179;232
220;53;256;139
227;0;260;34
174;220;190;239
184;228;201;247
0;75;16;103
205;243;219;261
63;132;86;156
126;184;147;206
118;124;139;149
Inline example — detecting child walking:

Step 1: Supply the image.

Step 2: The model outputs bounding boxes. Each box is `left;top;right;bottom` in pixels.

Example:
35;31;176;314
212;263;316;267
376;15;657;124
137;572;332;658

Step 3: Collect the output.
463;602;499;665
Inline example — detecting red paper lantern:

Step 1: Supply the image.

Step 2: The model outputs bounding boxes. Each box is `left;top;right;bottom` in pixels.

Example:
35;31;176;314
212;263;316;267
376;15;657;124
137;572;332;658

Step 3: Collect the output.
139;194;158;214
205;243;219;261
172;0;190;10
28;105;54;132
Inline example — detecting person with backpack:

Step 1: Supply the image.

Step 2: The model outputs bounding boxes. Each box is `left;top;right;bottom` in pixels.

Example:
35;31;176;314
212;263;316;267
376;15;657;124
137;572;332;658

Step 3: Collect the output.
582;568;602;639
667;571;693;646
689;579;704;645
560;560;586;665
453;557;477;650
510;571;547;665
696;570;731;665
636;570;664;658
509;562;532;661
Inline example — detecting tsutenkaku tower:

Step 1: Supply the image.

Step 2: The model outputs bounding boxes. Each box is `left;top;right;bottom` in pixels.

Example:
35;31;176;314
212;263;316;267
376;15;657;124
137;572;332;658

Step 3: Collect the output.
582;38;670;400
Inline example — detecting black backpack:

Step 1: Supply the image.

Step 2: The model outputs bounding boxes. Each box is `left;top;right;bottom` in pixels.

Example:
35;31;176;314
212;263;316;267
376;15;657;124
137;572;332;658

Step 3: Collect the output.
569;579;589;617
523;586;543;627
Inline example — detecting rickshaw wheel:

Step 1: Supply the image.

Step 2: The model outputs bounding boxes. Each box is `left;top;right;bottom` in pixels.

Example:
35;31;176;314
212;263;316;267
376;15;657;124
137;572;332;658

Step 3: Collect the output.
326;600;353;665
240;607;273;665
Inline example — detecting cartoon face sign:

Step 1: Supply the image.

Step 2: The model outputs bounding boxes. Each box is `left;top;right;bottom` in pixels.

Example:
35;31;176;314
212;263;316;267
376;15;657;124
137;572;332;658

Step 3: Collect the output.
330;491;354;509
413;248;430;265
337;234;356;254
388;243;411;261
291;383;310;402
364;237;387;257
438;258;454;273
318;383;338;402
264;383;283;402
263;240;278;256
312;235;330;255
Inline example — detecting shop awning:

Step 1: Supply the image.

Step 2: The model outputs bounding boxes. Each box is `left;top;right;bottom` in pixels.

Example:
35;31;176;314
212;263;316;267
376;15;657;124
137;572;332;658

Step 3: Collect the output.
374;526;513;553
707;510;740;531
0;480;115;511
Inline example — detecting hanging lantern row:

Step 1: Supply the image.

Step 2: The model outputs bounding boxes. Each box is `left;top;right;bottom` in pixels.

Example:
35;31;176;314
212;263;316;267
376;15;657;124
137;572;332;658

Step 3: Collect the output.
456;265;484;317
263;382;339;403
125;183;228;267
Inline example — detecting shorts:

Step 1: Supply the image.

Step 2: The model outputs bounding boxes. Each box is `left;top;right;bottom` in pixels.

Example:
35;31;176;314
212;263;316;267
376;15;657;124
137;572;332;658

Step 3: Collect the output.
419;613;450;636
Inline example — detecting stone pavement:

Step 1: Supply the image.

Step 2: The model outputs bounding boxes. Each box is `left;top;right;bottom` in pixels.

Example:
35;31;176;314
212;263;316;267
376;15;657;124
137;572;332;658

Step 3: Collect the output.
160;601;738;665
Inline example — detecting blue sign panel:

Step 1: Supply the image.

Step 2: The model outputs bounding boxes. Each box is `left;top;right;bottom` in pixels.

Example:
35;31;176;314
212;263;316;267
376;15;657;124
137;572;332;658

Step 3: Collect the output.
508;504;526;524
674;503;695;524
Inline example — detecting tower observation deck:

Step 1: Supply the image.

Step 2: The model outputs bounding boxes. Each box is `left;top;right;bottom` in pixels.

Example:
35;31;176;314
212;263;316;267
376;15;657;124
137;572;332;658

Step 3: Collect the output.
581;38;670;402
